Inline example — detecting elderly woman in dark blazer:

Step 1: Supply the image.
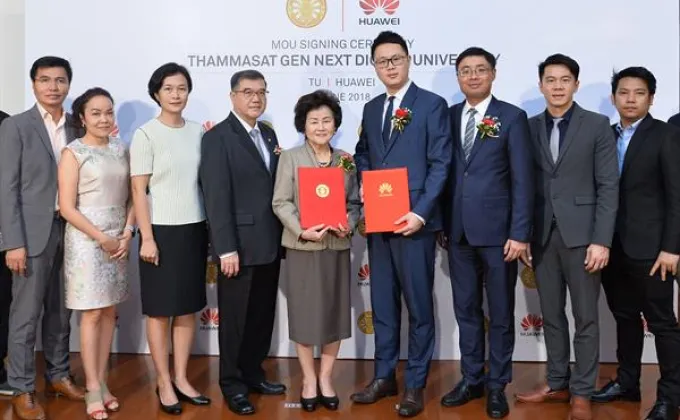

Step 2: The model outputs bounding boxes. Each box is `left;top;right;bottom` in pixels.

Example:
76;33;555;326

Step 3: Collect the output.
272;89;361;412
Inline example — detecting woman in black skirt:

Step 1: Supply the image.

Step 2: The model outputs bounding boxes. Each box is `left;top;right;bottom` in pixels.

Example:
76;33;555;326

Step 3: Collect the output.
129;63;210;415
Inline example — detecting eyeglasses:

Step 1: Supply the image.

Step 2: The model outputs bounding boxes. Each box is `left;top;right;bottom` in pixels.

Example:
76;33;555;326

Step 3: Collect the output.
374;55;407;69
233;89;269;99
457;67;491;78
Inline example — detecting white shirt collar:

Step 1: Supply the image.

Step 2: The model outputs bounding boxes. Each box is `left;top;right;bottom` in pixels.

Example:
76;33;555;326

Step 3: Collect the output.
462;94;493;117
232;110;258;134
385;80;412;103
36;102;65;126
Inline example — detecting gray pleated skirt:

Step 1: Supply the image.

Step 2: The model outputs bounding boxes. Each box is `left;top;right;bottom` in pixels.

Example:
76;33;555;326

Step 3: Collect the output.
283;248;351;346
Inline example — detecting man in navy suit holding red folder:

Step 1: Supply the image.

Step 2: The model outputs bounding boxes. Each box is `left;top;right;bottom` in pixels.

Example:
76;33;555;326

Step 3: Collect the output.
351;31;452;417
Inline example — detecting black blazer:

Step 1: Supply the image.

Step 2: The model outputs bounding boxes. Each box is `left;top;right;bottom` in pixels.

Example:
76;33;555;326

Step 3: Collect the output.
614;114;680;260
0;110;8;126
668;112;680;129
199;112;283;266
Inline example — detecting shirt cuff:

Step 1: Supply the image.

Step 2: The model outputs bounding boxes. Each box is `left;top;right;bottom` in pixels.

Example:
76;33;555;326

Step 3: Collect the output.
219;251;237;259
413;212;426;225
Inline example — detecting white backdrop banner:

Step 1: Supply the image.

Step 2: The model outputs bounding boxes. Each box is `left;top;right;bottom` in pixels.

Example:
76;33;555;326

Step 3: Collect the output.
26;0;679;363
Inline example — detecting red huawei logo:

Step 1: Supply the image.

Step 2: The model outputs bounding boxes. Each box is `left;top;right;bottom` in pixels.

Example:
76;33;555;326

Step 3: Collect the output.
203;121;215;132
358;264;370;280
200;308;219;327
521;314;544;332
360;0;399;15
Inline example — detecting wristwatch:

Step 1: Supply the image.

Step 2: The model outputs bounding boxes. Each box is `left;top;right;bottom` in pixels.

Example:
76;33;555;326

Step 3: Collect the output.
124;225;136;237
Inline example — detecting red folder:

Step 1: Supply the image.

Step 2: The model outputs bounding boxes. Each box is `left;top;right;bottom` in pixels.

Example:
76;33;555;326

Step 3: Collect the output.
298;167;348;229
362;168;410;233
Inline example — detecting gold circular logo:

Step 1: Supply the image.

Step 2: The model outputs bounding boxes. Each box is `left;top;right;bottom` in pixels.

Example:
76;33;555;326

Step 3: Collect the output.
520;266;537;289
286;0;327;28
206;261;218;284
316;183;330;198
357;311;374;334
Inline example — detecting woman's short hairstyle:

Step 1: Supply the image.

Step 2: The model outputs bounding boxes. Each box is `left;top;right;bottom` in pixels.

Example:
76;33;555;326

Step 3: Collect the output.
293;89;342;134
147;62;193;106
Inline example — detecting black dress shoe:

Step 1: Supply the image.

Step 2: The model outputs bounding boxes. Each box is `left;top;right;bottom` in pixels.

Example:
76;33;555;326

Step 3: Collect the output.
172;383;211;405
487;389;509;418
350;378;398;404
248;381;287;395
441;379;484;407
645;400;679;420
225;394;255;415
397;388;424;418
156;387;182;415
591;380;641;403
317;385;339;411
300;394;319;412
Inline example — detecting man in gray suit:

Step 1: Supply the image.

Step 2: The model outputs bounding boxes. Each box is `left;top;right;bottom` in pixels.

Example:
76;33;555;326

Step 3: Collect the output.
0;56;85;420
515;54;619;420
0;109;12;396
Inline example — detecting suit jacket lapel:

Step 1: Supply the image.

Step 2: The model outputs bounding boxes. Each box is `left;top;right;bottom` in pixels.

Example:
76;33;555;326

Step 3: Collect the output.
257;121;278;175
554;104;584;168
369;96;387;156
228;113;270;174
466;96;498;167
452;103;465;164
620;114;654;180
384;83;418;158
29;105;56;162
534;112;555;170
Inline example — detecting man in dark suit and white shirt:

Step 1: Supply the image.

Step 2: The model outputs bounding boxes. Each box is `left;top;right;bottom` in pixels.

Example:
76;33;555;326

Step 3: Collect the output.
592;67;680;420
0;109;12;396
199;70;286;416
515;54;619;420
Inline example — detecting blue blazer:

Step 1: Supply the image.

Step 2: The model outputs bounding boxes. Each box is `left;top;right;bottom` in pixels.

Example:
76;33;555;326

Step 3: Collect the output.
354;83;453;231
444;96;534;246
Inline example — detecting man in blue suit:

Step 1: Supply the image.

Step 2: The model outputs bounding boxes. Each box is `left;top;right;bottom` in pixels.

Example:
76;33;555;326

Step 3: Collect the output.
351;31;452;418
440;47;534;418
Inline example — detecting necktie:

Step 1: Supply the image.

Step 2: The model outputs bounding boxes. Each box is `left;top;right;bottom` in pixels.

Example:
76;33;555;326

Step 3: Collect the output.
382;96;395;146
550;118;563;163
463;108;477;161
250;127;270;171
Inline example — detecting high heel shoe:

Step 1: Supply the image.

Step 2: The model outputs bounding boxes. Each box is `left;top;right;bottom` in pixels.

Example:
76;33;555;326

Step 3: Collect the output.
100;382;120;412
318;384;339;411
172;382;211;406
85;389;108;420
156;387;182;415
300;393;318;412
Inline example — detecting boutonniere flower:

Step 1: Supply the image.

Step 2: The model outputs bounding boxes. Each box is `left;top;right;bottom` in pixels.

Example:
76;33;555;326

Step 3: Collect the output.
477;116;501;139
391;107;413;133
273;145;282;155
338;153;356;173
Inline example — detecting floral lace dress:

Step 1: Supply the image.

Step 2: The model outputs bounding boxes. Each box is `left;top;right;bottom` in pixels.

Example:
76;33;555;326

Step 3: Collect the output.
64;138;130;310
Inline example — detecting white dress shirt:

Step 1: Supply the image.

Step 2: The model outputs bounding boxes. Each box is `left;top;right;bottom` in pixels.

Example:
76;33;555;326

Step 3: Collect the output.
382;80;413;129
36;103;66;210
460;94;493;145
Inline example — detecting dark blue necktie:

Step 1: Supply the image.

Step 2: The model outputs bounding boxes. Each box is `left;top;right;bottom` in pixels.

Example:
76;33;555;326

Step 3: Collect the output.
382;96;395;146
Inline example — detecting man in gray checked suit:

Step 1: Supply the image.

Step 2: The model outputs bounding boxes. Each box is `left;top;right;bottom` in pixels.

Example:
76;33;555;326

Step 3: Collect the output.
0;56;85;420
515;54;619;420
